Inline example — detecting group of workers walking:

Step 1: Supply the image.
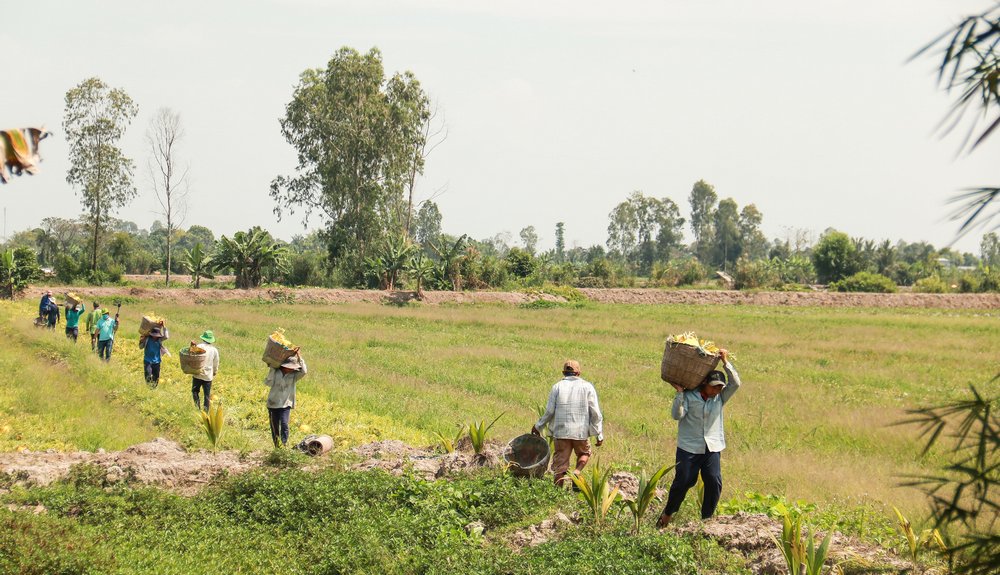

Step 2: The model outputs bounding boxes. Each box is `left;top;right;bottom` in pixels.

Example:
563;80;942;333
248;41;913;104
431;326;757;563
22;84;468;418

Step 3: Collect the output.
37;288;740;524
532;351;741;524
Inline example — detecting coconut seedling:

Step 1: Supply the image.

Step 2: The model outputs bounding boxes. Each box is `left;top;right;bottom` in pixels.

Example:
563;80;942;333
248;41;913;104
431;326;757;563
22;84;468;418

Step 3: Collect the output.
435;425;466;454
623;463;674;533
198;401;225;452
569;459;621;528
893;506;946;563
468;413;504;456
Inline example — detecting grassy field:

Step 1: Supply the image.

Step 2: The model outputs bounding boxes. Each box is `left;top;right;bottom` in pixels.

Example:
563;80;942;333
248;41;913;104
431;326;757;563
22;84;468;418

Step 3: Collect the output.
1;296;997;519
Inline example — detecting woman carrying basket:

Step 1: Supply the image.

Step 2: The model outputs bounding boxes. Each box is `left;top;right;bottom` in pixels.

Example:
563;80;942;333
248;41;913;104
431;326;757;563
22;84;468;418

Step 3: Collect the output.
657;348;741;527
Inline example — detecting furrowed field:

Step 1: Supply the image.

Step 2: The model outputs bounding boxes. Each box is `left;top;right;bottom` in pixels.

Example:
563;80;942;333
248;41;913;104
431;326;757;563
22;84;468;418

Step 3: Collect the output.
0;295;996;574
2;297;996;507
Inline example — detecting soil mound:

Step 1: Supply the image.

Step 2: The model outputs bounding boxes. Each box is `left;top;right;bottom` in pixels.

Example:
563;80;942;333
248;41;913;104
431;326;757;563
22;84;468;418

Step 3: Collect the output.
0;438;257;495
350;440;505;481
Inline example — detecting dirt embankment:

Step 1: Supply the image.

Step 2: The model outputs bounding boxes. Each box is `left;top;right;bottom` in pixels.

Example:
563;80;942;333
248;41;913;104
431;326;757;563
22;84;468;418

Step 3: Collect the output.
35;285;1000;308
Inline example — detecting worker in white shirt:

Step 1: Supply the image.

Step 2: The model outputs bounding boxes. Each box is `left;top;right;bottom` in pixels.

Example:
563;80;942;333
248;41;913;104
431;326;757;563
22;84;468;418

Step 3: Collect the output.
531;359;605;486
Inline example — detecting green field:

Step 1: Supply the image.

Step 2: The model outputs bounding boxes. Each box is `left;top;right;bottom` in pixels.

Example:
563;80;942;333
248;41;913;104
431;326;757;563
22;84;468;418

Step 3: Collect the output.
2;296;996;518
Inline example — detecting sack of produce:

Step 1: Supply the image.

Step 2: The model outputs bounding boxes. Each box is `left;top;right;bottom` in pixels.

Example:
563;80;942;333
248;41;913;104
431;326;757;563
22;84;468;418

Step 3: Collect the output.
64;292;81;307
179;345;209;375
139;312;166;337
262;328;298;368
660;332;722;390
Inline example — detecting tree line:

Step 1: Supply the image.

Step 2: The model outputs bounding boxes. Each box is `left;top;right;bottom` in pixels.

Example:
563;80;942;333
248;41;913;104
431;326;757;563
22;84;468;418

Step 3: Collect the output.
2;47;999;296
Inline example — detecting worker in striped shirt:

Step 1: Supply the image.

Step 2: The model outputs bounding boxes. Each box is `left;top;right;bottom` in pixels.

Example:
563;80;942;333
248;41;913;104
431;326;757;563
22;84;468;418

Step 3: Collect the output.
532;359;604;487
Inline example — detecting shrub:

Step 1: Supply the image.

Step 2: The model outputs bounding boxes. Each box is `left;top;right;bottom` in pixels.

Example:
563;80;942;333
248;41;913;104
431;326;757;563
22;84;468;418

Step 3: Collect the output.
0;509;115;574
733;257;779;290
914;275;948;293
812;231;861;283
505;248;536;279
830;271;897;293
958;273;982;293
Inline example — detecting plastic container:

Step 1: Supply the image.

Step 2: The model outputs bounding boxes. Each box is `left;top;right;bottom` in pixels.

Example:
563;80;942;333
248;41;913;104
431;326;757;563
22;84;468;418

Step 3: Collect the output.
503;434;551;478
660;341;720;390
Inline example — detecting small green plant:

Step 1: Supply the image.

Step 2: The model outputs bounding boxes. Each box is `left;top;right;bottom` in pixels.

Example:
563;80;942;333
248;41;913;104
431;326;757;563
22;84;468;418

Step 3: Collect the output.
435;425;466;454
468;413;504;455
198;401;225;452
892;506;946;562
770;510;835;575
568;459;621;527
623;464;673;533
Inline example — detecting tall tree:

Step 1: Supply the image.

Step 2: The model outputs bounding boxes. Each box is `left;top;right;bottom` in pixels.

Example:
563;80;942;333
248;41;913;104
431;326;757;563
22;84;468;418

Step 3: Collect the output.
688;180;718;264
413;201;442;246
146;107;190;286
555;222;565;263
270;47;431;284
712;198;740;269
982;232;1000;268
738;204;769;260
607;191;685;275
63;77;138;274
519;225;538;255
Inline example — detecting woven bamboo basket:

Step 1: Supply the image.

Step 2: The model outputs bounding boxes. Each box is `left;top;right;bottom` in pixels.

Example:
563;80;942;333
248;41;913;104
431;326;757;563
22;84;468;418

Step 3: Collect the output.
179;348;208;375
139;316;161;336
660;341;720;390
262;336;297;368
64;292;81;307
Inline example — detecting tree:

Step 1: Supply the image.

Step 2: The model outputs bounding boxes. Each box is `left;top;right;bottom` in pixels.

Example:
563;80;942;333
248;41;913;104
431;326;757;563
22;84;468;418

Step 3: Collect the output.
555;222;566;262
982;232;1000;268
607;191;685;275
213;227;288;289
519;225;538;255
688;180;718;264
413;201;442;246
712;198;740;270
183;242;214;289
812;231;860;283
146;107;190;286
63;77;138;274
270;47;431;282
738;204;769;260
505;247;536;279
0;247;41;299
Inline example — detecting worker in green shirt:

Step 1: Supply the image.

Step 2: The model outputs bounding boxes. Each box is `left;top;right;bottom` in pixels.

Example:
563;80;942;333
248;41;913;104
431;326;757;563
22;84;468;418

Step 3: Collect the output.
64;302;85;343
85;301;103;351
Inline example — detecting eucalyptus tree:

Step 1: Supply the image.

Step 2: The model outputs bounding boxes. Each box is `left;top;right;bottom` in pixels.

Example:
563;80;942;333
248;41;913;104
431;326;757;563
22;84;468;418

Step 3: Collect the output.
271;47;431;284
63;77;138;274
607;191;685;275
146;107;190;286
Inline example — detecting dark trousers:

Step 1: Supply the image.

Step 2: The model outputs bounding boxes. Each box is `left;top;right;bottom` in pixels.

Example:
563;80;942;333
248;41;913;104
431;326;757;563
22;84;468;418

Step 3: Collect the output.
192;378;212;411
144;362;161;385
65;327;78;342
97;339;113;361
268;407;291;447
662;447;723;520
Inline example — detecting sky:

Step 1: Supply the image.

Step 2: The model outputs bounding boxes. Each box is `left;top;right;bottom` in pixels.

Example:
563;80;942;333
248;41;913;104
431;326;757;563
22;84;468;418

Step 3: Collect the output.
1;0;997;254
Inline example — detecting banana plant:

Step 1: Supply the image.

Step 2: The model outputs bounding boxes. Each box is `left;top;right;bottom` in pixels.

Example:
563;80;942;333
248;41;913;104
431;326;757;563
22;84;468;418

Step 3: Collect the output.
624;464;674;533
569;459;621;528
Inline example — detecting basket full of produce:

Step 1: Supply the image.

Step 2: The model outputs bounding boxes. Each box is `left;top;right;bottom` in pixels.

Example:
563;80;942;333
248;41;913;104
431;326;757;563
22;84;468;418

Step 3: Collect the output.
179;343;208;375
64;292;81;307
263;328;299;368
139;312;167;337
660;332;722;390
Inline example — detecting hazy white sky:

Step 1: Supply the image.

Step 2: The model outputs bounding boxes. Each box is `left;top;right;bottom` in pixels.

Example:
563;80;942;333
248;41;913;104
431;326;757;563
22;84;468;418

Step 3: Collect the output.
2;0;997;254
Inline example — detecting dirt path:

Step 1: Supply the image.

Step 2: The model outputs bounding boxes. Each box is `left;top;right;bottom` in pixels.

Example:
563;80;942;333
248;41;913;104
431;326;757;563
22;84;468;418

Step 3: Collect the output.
34;285;1000;308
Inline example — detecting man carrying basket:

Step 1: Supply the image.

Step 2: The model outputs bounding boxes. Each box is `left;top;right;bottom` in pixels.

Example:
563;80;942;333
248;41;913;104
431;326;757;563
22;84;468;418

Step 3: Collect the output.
657;348;741;527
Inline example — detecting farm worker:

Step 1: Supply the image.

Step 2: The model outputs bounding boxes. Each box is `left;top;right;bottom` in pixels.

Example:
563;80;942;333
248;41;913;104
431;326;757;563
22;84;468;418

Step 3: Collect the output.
64;302;85;342
96;310;118;362
191;330;220;411
45;297;61;329
86;301;103;351
140;327;169;388
531;359;604;487
38;290;55;318
264;351;307;448
657;349;741;527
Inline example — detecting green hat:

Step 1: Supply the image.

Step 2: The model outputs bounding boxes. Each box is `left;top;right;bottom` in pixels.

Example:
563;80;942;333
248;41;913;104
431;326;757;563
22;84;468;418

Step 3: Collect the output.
200;330;216;344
